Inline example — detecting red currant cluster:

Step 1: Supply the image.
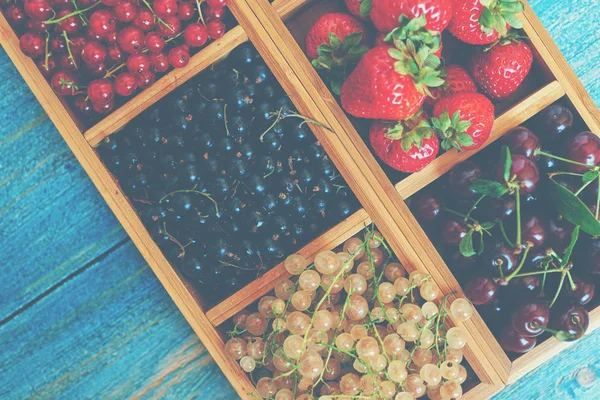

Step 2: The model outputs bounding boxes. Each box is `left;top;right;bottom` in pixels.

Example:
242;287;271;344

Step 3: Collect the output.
2;0;230;121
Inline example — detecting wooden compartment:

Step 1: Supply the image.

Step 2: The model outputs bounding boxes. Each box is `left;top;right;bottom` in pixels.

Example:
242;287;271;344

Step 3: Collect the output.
2;0;600;398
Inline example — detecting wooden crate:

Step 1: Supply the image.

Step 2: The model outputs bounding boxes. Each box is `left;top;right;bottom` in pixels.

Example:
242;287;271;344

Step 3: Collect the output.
1;0;599;398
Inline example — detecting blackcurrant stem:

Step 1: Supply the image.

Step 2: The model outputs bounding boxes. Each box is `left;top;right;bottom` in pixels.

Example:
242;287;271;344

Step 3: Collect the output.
223;104;230;136
515;187;522;250
497;219;515;248
503;243;532;283
159;185;219;214
550;271;567;308
44;1;100;24
465;194;486;222
259;107;283;142
536;149;596;170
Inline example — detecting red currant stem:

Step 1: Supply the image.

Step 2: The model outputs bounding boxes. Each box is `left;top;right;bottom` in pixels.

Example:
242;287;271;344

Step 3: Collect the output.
70;0;88;26
44;1;100;24
536;149;596;170
549;271;566;308
165;32;183;43
195;0;206;25
496;219;515;248
140;0;173;31
62;31;78;70
159;184;219;214
503;243;532;283
43;32;50;71
515;187;522;250
547;171;584;179
103;62;126;79
566;270;577;291
465;194;486;222
596;174;600;220
575;177;595;196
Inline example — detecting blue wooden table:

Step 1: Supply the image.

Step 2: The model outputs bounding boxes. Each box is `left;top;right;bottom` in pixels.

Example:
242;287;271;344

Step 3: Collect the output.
1;1;599;398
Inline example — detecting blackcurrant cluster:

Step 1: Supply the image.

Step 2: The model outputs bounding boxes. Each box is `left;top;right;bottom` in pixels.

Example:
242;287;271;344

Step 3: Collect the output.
98;44;359;304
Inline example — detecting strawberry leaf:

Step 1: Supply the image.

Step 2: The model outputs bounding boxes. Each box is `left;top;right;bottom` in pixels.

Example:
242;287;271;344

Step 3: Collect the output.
456;133;474;147
359;0;372;17
451;111;461;127
456;120;472;132
401;137;413;152
502;12;523;28
342;32;364;51
480;0;494;7
317;44;334;54
394;62;411;76
388;48;405;61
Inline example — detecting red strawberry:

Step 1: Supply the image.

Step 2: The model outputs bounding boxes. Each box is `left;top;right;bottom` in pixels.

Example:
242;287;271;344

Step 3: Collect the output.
426;64;477;108
341;45;444;120
448;0;524;45
345;0;371;20
470;39;533;99
432;92;495;151
370;0;453;34
369;110;440;172
305;12;370;94
375;32;386;47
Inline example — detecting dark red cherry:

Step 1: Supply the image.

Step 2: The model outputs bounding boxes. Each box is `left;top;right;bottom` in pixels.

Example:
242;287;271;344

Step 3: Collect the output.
567;276;595;306
511;299;549;337
19;31;45;58
547;217;575;253
496;155;539;195
133;8;155;31
117;26;145;54
533;103;573;140
114;1;137;22
56;52;78;71
84;61;107;77
448;160;482;199
114;72;138;97
521;214;547;248
499;326;537;354
482;241;518;278
501;127;540;159
444;246;476;277
50;33;67;53
411;192;442;223
550;304;589;341
51;0;72;10
441;218;468;245
5;5;27;27
565;131;600;173
464;275;499;305
476;196;515;220
87;78;114;104
510;275;541;293
578;237;600;275
89;9;117;37
69;35;87;55
27;19;49;33
81;41;106;66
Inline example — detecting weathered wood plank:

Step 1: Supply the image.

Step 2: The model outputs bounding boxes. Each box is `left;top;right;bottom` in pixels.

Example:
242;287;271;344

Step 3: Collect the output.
0;242;236;399
0;48;127;322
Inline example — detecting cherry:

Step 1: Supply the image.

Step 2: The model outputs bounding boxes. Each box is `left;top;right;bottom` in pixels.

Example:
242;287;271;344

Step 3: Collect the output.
510;275;541;294
479;296;507;330
87;78;115;104
107;45;124;63
135;70;156;89
57;52;78;71
91;98;115;114
19;31;45;59
533;103;573;140
51;70;79;96
24;0;53;21
55;9;82;34
547;217;574;253
37;56;57;77
69;35;87;54
520;214;547;248
184;22;209;47
501;127;540;159
81;41;106;66
154;0;178;19
89;9;117;37
159;15;182;38
441;217;468;245
205;5;226;21
150;52;169;72
207;0;228;8
550;304;589;341
565;131;600;173
578;238;600;275
126;53;151;74
133;8;155;32
5;5;27;27
499;326;537;354
483;241;517;278
567;276;595;306
444;246;476;277
511;299;549;337
207;19;226;39
73;94;92;117
27;19;49;33
477;196;515;220
114;1;137;22
168;46;190;68
114;72;138;97
448;160;481;199
411;192;442;223
497;154;539;195
117;26;145;54
178;1;195;20
464;275;499;305
145;31;165;53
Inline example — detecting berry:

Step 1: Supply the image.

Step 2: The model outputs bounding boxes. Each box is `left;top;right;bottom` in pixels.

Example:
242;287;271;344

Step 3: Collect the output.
19;31;45;58
117;26;145;54
511;300;549;337
87;78;115;104
551;304;589;341
114;73;138;97
89;9;117;37
441;218;467;246
133;8;155;31
501;127;540;160
564;131;600;173
207;19;226;39
37;56;57;77
184;22;209;47
159;15;182;38
114;1;137;22
51;70;79;96
145;31;166;53
73;95;92;117
154;0;178;19
24;0;53;21
464;275;498;305
448;161;482;199
150;52;169;73
178;2;195;20
168;46;190;68
533;103;573;140
499;326;537;354
55;9;82;34
81;41;107;66
496;154;540;195
410;192;442;223
207;0;227;8
370;0;452;33
127;53;151;74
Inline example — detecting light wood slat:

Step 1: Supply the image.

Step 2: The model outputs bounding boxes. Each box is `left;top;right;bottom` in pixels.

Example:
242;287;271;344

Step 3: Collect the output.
0;12;259;400
230;0;507;386
83;0;313;147
207;209;371;326
396;80;565;199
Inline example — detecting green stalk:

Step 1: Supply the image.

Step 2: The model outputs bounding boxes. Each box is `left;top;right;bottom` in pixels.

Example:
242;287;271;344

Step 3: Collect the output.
497;219;515;248
550;272;567;308
465;194;486;222
535;149;596;170
503;244;532;283
44;2;99;24
575;178;595;196
515;187;522;249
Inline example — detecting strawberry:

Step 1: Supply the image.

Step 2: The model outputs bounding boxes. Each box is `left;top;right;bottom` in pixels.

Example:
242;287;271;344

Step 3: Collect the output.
345;0;371;20
426;64;477;108
370;0;453;34
432;92;495;151
306;12;370;95
470;39;533;99
340;44;444;120
448;0;524;45
375;32;386;47
369;110;440;172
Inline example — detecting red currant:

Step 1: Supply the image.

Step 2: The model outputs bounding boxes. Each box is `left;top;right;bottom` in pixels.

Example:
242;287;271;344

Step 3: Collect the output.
150;52;169;72
135;70;155;89
86;29;104;43
51;70;79;96
206;0;227;8
81;41;107;66
55;9;82;34
100;0;119;6
73;94;92;117
24;0;53;21
145;32;165;53
50;34;67;52
92;98;115;114
107;45;124;63
133;8;155;31
168;46;190;68
183;22;208;47
126;53;151;74
205;5;226;22
27;19;49;33
104;31;118;45
85;62;107;77
89;9;117;37
207;19;225;39
117;26;145;54
153;0;178;19
69;35;87;55
114;72;139;96
159;15;181;38
178;1;195;20
87;78;115;104
114;1;137;22
50;0;72;10
79;0;100;6
37;56;57;77
19;31;46;58
57;53;78;71
5;5;27;27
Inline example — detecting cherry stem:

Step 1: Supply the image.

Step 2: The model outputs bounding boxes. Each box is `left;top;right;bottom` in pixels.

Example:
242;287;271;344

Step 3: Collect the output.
44;32;50;71
550;272;567;308
548;171;584;178
575;178;595;196
497;219;515;248
62;31;77;70
503;243;532;283
510;268;564;278
44;1;99;24
443;207;477;224
536;149;597;170
515;187;522;250
465;194;485;222
566;270;577;291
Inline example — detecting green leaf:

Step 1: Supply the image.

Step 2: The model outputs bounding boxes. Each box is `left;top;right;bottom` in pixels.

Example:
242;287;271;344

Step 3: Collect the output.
479;7;494;28
502;12;523;29
456;120;472;132
562;225;580;266
480;221;497;230
394;62;410;75
460;231;476;257
494;13;508;36
456;133;474;147
401;137;413;152
501;145;512;183
388;48;405;61
583;170;599;183
359;0;372;17
547;179;600;236
480;0;494;6
328;32;342;50
329;71;343;96
342;32;363;50
471;179;509;198
451;111;461;127
317;44;334;54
